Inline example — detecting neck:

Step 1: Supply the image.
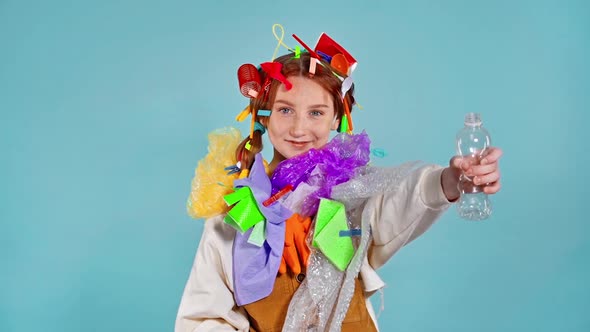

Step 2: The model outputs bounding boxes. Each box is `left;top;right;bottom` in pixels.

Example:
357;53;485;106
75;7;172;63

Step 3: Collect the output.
268;148;286;175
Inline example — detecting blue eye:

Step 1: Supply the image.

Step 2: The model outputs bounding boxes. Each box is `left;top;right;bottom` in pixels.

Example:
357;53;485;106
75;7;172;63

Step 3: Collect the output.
279;107;293;114
310;110;323;117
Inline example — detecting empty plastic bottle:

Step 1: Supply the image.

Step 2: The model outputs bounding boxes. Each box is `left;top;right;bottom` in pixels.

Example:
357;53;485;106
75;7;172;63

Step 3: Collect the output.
456;113;492;221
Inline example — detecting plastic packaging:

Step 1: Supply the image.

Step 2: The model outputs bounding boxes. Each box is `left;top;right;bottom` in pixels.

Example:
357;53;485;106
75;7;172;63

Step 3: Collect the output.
282;162;425;331
456;112;492;221
270;131;371;216
186;127;241;219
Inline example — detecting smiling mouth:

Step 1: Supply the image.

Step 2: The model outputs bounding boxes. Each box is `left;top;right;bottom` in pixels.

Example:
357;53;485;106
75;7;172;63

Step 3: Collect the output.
287;141;310;148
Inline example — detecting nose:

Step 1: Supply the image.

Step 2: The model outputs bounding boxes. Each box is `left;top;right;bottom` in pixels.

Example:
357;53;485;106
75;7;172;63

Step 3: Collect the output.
289;114;307;137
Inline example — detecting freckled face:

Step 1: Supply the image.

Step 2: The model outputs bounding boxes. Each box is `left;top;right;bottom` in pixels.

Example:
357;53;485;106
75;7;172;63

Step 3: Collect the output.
267;76;339;166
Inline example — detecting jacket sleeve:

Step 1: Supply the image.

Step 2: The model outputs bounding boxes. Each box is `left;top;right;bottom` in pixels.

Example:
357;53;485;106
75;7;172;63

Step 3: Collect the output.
175;216;250;332
366;165;451;269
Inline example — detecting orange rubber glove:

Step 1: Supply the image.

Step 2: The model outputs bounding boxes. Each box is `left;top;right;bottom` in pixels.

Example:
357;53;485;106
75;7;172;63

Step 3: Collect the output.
279;213;311;275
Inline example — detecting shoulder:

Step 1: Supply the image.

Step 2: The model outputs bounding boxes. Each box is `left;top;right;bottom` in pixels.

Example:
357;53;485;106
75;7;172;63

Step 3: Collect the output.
201;214;237;251
198;215;237;285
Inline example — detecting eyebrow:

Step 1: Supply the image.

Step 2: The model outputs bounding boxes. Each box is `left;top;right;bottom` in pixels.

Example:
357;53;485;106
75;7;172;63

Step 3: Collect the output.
274;99;330;109
273;99;294;107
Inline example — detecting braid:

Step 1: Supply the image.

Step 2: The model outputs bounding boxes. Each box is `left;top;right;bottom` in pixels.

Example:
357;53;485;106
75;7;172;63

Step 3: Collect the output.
235;129;264;172
235;91;272;173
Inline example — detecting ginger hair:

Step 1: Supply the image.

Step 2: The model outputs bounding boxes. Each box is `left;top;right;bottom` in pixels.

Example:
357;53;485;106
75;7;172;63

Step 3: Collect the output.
235;52;356;171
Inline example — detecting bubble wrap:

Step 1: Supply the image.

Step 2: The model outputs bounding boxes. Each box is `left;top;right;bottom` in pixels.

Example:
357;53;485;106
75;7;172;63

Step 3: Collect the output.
282;161;424;331
331;161;424;210
186;127;241;219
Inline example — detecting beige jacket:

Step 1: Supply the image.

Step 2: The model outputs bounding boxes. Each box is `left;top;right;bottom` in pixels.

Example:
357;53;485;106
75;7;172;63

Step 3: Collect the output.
175;165;452;331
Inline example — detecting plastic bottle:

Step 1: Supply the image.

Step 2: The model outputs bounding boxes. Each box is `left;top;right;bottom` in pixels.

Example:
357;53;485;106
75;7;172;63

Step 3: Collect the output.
456;112;492;221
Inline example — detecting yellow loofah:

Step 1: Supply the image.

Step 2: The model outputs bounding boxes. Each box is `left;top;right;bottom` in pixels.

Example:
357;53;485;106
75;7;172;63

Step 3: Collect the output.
187;127;242;219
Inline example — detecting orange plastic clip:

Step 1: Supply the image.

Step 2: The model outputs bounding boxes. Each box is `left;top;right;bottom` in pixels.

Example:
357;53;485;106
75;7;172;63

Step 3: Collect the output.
249;109;257;139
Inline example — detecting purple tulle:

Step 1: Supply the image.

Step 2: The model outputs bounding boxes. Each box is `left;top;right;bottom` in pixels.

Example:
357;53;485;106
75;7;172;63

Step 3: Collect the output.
270;131;371;216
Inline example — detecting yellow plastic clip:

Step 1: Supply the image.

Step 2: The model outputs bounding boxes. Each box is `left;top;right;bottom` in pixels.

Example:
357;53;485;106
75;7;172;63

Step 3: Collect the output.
236;105;251;122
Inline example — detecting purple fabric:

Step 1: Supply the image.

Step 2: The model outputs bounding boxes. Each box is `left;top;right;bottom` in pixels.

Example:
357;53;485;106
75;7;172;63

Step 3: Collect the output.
271;131;371;216
232;154;292;306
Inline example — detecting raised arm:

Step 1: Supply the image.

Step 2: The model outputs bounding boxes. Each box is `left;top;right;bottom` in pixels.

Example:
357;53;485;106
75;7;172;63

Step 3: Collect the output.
367;147;503;269
366;165;452;269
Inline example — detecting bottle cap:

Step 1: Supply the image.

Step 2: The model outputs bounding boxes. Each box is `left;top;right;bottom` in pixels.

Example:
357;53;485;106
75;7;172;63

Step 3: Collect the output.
464;112;482;126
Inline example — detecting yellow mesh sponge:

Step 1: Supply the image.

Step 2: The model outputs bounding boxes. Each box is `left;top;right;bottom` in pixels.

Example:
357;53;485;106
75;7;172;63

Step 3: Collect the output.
187;127;242;219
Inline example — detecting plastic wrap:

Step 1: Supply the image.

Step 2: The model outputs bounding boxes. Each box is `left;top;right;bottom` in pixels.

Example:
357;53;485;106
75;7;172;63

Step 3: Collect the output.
283;162;425;331
186;127;242;219
271;131;371;216
331;161;424;210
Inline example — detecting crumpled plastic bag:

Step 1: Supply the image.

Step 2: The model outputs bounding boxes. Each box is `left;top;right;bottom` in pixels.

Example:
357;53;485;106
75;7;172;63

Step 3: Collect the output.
186;127;242;219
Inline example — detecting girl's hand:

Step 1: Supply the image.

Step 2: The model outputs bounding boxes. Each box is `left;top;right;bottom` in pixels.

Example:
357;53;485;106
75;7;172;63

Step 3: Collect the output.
442;147;503;201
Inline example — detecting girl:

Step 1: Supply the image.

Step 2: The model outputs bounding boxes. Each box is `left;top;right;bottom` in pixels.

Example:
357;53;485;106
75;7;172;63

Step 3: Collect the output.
176;33;502;332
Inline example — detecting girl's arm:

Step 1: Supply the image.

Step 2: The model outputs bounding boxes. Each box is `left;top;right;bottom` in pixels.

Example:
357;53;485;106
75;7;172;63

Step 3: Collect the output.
366;165;451;269
175;216;249;332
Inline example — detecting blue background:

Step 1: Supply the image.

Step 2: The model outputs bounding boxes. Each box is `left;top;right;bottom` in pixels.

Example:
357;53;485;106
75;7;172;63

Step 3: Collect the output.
1;0;588;331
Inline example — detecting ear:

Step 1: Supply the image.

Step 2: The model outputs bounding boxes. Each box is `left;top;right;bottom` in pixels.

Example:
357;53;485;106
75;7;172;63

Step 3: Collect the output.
259;115;270;127
331;116;340;131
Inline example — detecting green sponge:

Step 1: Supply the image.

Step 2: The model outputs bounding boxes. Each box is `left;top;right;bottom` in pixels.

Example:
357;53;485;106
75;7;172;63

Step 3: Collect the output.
313;199;355;271
223;186;265;233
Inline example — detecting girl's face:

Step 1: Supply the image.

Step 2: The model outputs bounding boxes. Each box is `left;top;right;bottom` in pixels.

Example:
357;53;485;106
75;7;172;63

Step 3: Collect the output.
267;76;339;166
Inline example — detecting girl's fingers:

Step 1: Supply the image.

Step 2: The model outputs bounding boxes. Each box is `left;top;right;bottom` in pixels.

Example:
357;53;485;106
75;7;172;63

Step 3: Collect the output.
474;171;500;185
481;147;503;165
469;162;498;176
483;180;501;194
450;156;463;170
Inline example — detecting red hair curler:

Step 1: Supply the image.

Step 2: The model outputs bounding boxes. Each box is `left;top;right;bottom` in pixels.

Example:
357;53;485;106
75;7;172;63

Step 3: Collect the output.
237;64;262;98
